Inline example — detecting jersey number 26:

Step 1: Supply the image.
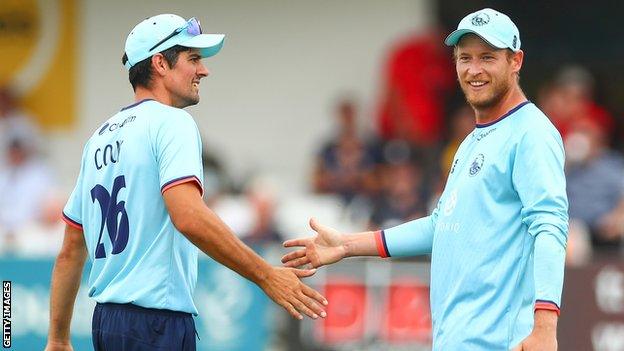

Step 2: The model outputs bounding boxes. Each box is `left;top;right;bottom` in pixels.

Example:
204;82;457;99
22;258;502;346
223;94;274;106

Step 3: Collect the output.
91;175;130;259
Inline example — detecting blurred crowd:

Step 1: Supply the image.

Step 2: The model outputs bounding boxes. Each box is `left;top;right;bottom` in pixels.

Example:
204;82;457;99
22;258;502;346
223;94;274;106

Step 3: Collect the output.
0;88;63;256
1;30;623;264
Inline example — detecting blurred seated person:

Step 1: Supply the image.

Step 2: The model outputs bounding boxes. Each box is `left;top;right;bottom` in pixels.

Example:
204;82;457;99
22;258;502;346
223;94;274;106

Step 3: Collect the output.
201;142;232;205
566;118;624;256
243;177;282;245
313;98;377;203
539;65;614;141
0;134;57;253
377;28;455;149
12;191;65;257
0;87;41;169
211;176;282;246
369;161;426;229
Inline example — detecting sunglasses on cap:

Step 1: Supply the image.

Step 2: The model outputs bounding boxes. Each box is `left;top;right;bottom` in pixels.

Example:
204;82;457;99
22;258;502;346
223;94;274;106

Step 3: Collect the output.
149;17;202;52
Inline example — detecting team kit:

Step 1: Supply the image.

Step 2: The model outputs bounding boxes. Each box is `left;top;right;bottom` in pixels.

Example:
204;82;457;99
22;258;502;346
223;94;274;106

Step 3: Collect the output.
45;8;567;351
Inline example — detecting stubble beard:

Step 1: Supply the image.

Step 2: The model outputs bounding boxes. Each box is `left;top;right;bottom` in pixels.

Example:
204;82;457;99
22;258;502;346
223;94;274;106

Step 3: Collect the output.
185;94;200;107
176;90;200;108
462;77;512;110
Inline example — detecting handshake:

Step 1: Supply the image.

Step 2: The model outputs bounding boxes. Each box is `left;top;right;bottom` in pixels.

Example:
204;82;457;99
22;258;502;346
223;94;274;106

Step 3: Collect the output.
270;218;375;320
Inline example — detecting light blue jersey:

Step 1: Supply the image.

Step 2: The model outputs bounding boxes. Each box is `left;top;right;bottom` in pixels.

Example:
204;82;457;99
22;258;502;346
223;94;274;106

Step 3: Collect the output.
63;99;204;315
378;102;569;350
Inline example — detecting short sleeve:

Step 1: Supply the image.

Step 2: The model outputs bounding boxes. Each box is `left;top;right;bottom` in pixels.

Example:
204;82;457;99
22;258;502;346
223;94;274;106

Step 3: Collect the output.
63;143;88;230
152;111;204;196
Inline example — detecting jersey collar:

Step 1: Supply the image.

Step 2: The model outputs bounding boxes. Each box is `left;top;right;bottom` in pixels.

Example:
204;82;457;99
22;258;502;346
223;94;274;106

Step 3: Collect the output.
475;101;531;128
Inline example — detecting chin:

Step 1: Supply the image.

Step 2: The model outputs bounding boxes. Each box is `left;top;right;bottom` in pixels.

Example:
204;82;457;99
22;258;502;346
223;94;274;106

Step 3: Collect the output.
466;96;488;107
186;94;201;106
463;88;499;109
465;94;489;108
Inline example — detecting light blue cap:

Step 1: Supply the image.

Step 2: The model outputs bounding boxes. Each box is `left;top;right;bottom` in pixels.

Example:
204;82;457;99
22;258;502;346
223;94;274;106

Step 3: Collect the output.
444;8;520;52
124;14;225;70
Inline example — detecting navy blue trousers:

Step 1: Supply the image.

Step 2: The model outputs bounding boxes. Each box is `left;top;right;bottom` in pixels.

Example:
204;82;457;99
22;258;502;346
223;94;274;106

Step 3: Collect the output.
92;303;196;351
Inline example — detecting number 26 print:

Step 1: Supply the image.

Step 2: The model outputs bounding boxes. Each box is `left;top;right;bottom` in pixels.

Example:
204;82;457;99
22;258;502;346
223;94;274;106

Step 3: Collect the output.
91;175;130;259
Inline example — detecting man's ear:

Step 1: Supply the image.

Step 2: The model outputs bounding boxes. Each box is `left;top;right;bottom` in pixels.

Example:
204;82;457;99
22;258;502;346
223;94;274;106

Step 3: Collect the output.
511;50;524;75
151;53;170;77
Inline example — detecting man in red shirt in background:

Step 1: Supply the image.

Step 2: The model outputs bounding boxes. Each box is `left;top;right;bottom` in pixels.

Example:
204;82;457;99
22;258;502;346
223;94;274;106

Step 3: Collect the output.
377;29;456;147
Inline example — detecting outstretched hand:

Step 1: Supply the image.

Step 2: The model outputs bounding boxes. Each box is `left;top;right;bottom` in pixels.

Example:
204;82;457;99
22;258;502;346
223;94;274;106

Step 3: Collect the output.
259;266;328;320
281;218;346;268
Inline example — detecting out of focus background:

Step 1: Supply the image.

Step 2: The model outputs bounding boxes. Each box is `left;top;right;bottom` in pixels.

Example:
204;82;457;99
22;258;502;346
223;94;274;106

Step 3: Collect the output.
1;0;623;350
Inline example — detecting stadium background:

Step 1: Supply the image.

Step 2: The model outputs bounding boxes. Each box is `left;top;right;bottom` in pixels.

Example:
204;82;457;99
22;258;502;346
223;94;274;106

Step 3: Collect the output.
1;0;623;350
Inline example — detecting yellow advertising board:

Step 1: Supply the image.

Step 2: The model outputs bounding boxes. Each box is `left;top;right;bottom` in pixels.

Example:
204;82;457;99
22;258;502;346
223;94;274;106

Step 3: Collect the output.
0;0;76;129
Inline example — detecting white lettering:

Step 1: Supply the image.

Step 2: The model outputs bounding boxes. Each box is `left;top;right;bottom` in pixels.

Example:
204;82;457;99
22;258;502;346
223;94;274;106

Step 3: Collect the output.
438;221;461;233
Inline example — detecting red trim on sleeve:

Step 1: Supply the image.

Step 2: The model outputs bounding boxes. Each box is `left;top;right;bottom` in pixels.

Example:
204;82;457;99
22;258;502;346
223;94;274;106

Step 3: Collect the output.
62;213;83;230
374;230;389;258
535;300;561;316
161;176;204;197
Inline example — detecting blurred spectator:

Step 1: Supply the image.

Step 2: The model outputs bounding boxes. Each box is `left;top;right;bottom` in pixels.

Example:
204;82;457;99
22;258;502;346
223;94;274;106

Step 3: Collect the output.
369;161;426;229
313;98;378;204
0;135;57;253
539;65;615;141
565;118;624;256
12;191;65;257
377;28;455;148
202;142;232;205
243;177;282;245
212;175;282;246
0;86;41;169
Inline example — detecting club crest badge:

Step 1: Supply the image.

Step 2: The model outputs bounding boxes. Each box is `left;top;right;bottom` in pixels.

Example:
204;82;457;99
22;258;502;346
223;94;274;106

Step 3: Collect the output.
469;154;485;176
471;13;490;26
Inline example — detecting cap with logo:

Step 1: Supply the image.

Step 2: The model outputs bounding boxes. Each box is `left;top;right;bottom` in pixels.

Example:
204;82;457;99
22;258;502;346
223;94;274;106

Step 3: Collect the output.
444;8;520;52
123;14;225;70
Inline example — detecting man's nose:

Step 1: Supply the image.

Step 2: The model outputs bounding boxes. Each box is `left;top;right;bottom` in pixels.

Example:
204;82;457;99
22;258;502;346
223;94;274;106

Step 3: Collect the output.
198;63;209;77
466;61;484;76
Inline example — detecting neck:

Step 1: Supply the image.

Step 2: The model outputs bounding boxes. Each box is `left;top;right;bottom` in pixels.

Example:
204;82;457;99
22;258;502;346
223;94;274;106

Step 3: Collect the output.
134;84;174;107
473;84;527;125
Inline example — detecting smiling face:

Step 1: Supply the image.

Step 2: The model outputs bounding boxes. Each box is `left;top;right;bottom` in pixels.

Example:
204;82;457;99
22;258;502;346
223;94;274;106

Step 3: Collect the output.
454;34;522;110
163;48;209;108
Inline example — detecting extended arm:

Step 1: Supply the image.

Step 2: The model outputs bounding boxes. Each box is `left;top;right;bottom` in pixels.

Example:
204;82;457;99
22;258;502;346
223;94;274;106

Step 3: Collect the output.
281;219;378;268
163;182;327;320
45;225;88;351
281;214;436;268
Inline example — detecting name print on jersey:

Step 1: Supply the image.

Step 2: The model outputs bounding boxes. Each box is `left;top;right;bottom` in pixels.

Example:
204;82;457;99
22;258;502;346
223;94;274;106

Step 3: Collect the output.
95;140;124;170
475;127;497;141
98;115;136;135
